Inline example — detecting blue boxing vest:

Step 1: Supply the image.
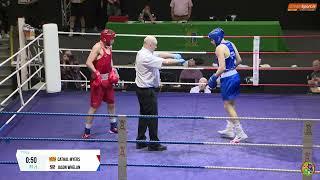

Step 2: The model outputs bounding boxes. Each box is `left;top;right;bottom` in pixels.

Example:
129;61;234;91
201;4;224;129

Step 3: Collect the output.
219;41;240;100
220;41;236;72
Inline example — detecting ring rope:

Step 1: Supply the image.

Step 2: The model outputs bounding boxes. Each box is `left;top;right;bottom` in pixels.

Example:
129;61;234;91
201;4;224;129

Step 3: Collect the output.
61;64;315;71
59;64;313;87
57;31;320;39
61;80;89;83
1;137;319;148
0;111;320;122
1;161;319;174
240;83;311;87
59;48;320;55
60;79;313;87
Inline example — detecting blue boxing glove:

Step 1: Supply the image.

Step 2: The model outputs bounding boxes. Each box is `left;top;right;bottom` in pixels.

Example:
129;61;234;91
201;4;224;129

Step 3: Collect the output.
176;58;186;65
208;74;217;89
172;54;182;59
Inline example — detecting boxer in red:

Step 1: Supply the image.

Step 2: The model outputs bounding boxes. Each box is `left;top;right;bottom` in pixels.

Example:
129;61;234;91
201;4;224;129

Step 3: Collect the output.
82;29;119;139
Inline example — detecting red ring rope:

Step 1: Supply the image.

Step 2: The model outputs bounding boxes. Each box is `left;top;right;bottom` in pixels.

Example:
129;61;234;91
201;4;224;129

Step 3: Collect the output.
206;51;320;54
204;67;314;71
204;35;320;38
240;84;312;87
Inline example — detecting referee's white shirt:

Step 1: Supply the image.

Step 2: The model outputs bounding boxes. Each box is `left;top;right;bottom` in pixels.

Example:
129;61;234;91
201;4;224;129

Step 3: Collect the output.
189;86;211;93
135;47;164;88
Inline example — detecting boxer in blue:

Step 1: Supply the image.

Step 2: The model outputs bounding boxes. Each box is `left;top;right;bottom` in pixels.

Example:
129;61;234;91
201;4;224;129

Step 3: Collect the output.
207;28;248;143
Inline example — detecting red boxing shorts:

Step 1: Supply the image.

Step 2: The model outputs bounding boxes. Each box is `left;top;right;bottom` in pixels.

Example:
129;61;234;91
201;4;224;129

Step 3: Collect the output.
90;82;115;108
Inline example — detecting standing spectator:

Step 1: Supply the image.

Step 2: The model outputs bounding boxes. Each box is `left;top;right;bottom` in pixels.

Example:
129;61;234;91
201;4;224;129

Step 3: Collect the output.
170;0;193;21
0;0;10;39
135;35;186;151
69;0;86;36
190;77;211;93
119;0;128;16
138;2;156;22
107;0;121;17
88;0;107;31
307;59;320;93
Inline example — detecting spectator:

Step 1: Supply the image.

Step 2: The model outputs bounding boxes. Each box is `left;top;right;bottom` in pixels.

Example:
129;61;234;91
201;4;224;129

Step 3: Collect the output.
69;55;83;89
88;0;107;31
119;0;128;16
64;50;73;57
107;0;121;17
69;0;86;36
179;58;203;83
190;77;211;93
307;59;320;93
60;51;83;89
138;2;156;22
60;52;72;88
170;0;193;21
0;0;10;39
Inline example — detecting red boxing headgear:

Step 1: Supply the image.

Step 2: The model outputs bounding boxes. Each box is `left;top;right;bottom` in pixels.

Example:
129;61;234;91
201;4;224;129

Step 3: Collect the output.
100;29;116;46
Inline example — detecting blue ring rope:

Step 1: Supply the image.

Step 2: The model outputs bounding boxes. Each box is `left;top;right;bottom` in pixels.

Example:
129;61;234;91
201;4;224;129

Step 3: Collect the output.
0;161;311;174
0;161;207;169
1;137;317;148
1;111;319;122
0;111;206;119
0;137;203;145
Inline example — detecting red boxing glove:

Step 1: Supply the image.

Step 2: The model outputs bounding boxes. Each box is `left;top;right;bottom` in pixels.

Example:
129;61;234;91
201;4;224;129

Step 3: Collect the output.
91;71;102;88
108;70;119;84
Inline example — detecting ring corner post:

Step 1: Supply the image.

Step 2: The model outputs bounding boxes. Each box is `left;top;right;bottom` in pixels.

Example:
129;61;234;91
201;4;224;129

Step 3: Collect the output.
118;115;127;180
42;23;61;93
302;120;313;180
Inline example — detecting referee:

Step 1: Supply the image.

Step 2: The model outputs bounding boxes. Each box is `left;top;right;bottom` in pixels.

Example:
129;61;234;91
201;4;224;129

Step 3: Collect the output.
135;35;186;151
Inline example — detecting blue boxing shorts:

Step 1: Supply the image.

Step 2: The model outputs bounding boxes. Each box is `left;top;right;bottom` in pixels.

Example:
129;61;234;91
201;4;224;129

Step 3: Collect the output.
220;71;240;101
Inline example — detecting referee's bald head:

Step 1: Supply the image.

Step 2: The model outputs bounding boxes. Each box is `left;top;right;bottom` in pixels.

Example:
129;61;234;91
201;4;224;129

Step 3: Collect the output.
144;35;157;46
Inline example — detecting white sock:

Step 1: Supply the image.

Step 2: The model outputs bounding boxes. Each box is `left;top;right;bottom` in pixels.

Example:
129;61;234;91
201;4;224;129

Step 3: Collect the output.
234;122;246;135
85;123;92;129
226;120;234;129
109;118;116;123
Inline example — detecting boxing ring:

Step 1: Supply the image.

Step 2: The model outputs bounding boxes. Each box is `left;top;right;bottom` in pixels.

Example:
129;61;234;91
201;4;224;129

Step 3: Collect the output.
0;24;320;180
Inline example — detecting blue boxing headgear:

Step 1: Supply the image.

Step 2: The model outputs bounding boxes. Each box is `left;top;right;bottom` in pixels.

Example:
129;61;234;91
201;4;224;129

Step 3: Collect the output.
208;28;224;46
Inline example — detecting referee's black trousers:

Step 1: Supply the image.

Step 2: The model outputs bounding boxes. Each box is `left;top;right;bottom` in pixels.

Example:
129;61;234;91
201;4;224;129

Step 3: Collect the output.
136;87;160;145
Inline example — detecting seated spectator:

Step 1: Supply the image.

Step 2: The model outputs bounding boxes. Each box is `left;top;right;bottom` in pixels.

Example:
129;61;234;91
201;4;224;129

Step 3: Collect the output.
107;0;121;16
179;58;203;83
60;52;72;83
64;50;73;57
307;59;320;93
170;0;193;21
60;51;83;90
190;77;211;93
138;2;156;22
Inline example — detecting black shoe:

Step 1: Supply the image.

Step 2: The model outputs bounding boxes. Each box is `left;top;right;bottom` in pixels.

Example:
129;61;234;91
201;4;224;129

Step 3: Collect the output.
148;144;167;151
136;143;148;149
